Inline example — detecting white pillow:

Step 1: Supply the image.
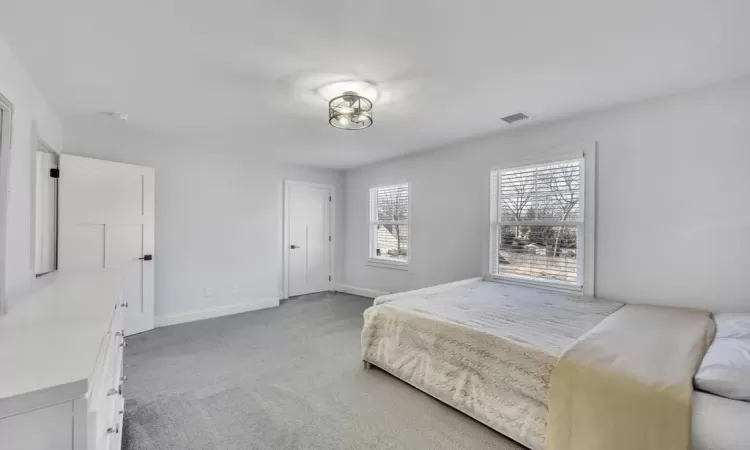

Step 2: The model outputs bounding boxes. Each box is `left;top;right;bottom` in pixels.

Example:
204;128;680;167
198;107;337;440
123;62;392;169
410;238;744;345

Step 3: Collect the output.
695;313;750;401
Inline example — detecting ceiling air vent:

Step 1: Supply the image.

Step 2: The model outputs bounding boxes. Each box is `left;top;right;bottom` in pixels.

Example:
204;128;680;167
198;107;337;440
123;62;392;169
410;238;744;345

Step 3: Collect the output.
501;113;529;124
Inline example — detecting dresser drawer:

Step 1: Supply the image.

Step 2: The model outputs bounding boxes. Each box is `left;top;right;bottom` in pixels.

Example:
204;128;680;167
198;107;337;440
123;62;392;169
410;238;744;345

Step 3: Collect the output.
88;396;116;450
92;391;123;450
90;306;125;401
87;304;125;450
109;395;125;450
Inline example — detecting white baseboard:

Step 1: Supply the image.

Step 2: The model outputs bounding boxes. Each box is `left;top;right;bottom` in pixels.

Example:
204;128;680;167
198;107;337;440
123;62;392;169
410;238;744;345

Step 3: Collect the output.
335;283;389;299
155;297;280;327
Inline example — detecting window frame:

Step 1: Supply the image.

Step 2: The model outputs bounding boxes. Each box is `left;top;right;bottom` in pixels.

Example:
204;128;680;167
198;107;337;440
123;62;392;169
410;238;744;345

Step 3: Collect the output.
368;182;410;270
488;145;596;296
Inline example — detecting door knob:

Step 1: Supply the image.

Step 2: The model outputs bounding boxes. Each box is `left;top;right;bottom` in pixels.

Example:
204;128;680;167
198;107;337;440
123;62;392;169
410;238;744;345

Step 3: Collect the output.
290;245;300;249
139;254;153;261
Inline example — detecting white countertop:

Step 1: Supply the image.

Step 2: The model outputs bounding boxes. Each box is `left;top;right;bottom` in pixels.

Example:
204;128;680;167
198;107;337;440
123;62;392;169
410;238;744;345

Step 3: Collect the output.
0;270;121;418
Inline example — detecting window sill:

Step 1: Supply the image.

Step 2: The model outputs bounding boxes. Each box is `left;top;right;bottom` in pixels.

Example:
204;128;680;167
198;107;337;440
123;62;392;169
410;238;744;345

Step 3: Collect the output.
367;258;409;271
488;275;584;296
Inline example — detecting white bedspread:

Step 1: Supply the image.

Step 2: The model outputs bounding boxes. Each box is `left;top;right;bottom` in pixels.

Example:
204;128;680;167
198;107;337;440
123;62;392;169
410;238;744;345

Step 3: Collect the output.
362;279;623;450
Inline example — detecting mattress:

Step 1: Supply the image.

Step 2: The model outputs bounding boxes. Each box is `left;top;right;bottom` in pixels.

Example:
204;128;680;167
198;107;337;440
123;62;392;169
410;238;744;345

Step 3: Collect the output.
362;279;624;450
692;391;750;450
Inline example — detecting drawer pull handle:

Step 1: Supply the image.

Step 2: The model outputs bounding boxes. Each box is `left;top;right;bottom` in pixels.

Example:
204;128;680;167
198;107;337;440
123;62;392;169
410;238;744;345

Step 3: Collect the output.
107;425;119;435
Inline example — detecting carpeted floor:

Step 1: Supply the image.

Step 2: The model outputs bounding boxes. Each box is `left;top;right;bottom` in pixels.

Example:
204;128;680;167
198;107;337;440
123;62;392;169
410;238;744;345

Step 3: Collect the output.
123;292;526;450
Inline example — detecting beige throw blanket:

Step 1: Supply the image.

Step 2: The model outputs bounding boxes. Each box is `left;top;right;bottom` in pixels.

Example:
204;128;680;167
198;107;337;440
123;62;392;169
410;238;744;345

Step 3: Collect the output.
546;304;716;450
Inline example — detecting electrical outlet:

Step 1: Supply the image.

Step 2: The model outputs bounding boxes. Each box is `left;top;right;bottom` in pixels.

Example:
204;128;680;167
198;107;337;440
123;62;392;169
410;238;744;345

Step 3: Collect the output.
204;287;213;297
232;284;239;293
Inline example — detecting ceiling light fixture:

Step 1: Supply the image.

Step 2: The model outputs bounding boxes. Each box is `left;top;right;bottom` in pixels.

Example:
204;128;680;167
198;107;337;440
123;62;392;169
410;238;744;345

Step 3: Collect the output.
328;91;373;130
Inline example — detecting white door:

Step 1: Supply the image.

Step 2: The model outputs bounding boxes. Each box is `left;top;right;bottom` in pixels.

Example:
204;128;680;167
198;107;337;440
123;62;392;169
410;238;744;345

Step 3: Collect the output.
286;181;332;297
58;155;155;336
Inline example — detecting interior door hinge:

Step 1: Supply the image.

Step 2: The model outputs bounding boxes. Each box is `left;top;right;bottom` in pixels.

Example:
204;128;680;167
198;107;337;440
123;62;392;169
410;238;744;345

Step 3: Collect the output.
329;275;331;282
50;168;60;178
328;236;331;242
329;196;331;202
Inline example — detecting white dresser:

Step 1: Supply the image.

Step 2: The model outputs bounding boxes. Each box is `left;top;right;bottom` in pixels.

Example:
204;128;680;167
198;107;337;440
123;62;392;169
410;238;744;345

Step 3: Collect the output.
0;270;127;450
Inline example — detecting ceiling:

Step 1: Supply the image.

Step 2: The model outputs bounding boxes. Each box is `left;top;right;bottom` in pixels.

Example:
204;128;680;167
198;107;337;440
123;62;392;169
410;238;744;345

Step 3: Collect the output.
2;0;750;169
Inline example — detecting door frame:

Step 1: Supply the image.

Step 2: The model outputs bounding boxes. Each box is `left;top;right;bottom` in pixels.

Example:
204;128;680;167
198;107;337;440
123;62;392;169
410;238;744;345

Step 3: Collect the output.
0;92;12;315
282;180;335;299
32;133;60;277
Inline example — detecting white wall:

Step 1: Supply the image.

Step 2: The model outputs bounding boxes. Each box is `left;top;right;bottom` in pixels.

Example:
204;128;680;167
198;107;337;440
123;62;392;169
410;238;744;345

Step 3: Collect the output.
343;77;750;312
63;117;345;322
0;36;63;300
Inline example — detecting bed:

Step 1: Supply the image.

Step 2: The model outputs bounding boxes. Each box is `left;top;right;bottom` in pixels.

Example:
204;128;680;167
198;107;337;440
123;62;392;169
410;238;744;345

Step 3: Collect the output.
361;278;750;450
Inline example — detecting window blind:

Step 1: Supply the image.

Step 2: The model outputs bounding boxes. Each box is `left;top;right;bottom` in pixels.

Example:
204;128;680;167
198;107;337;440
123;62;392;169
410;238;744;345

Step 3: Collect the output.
370;183;409;264
491;160;583;287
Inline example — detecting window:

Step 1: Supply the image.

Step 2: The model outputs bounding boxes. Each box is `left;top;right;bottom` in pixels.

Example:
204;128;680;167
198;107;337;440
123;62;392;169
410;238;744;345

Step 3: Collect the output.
369;183;409;268
490;153;593;294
